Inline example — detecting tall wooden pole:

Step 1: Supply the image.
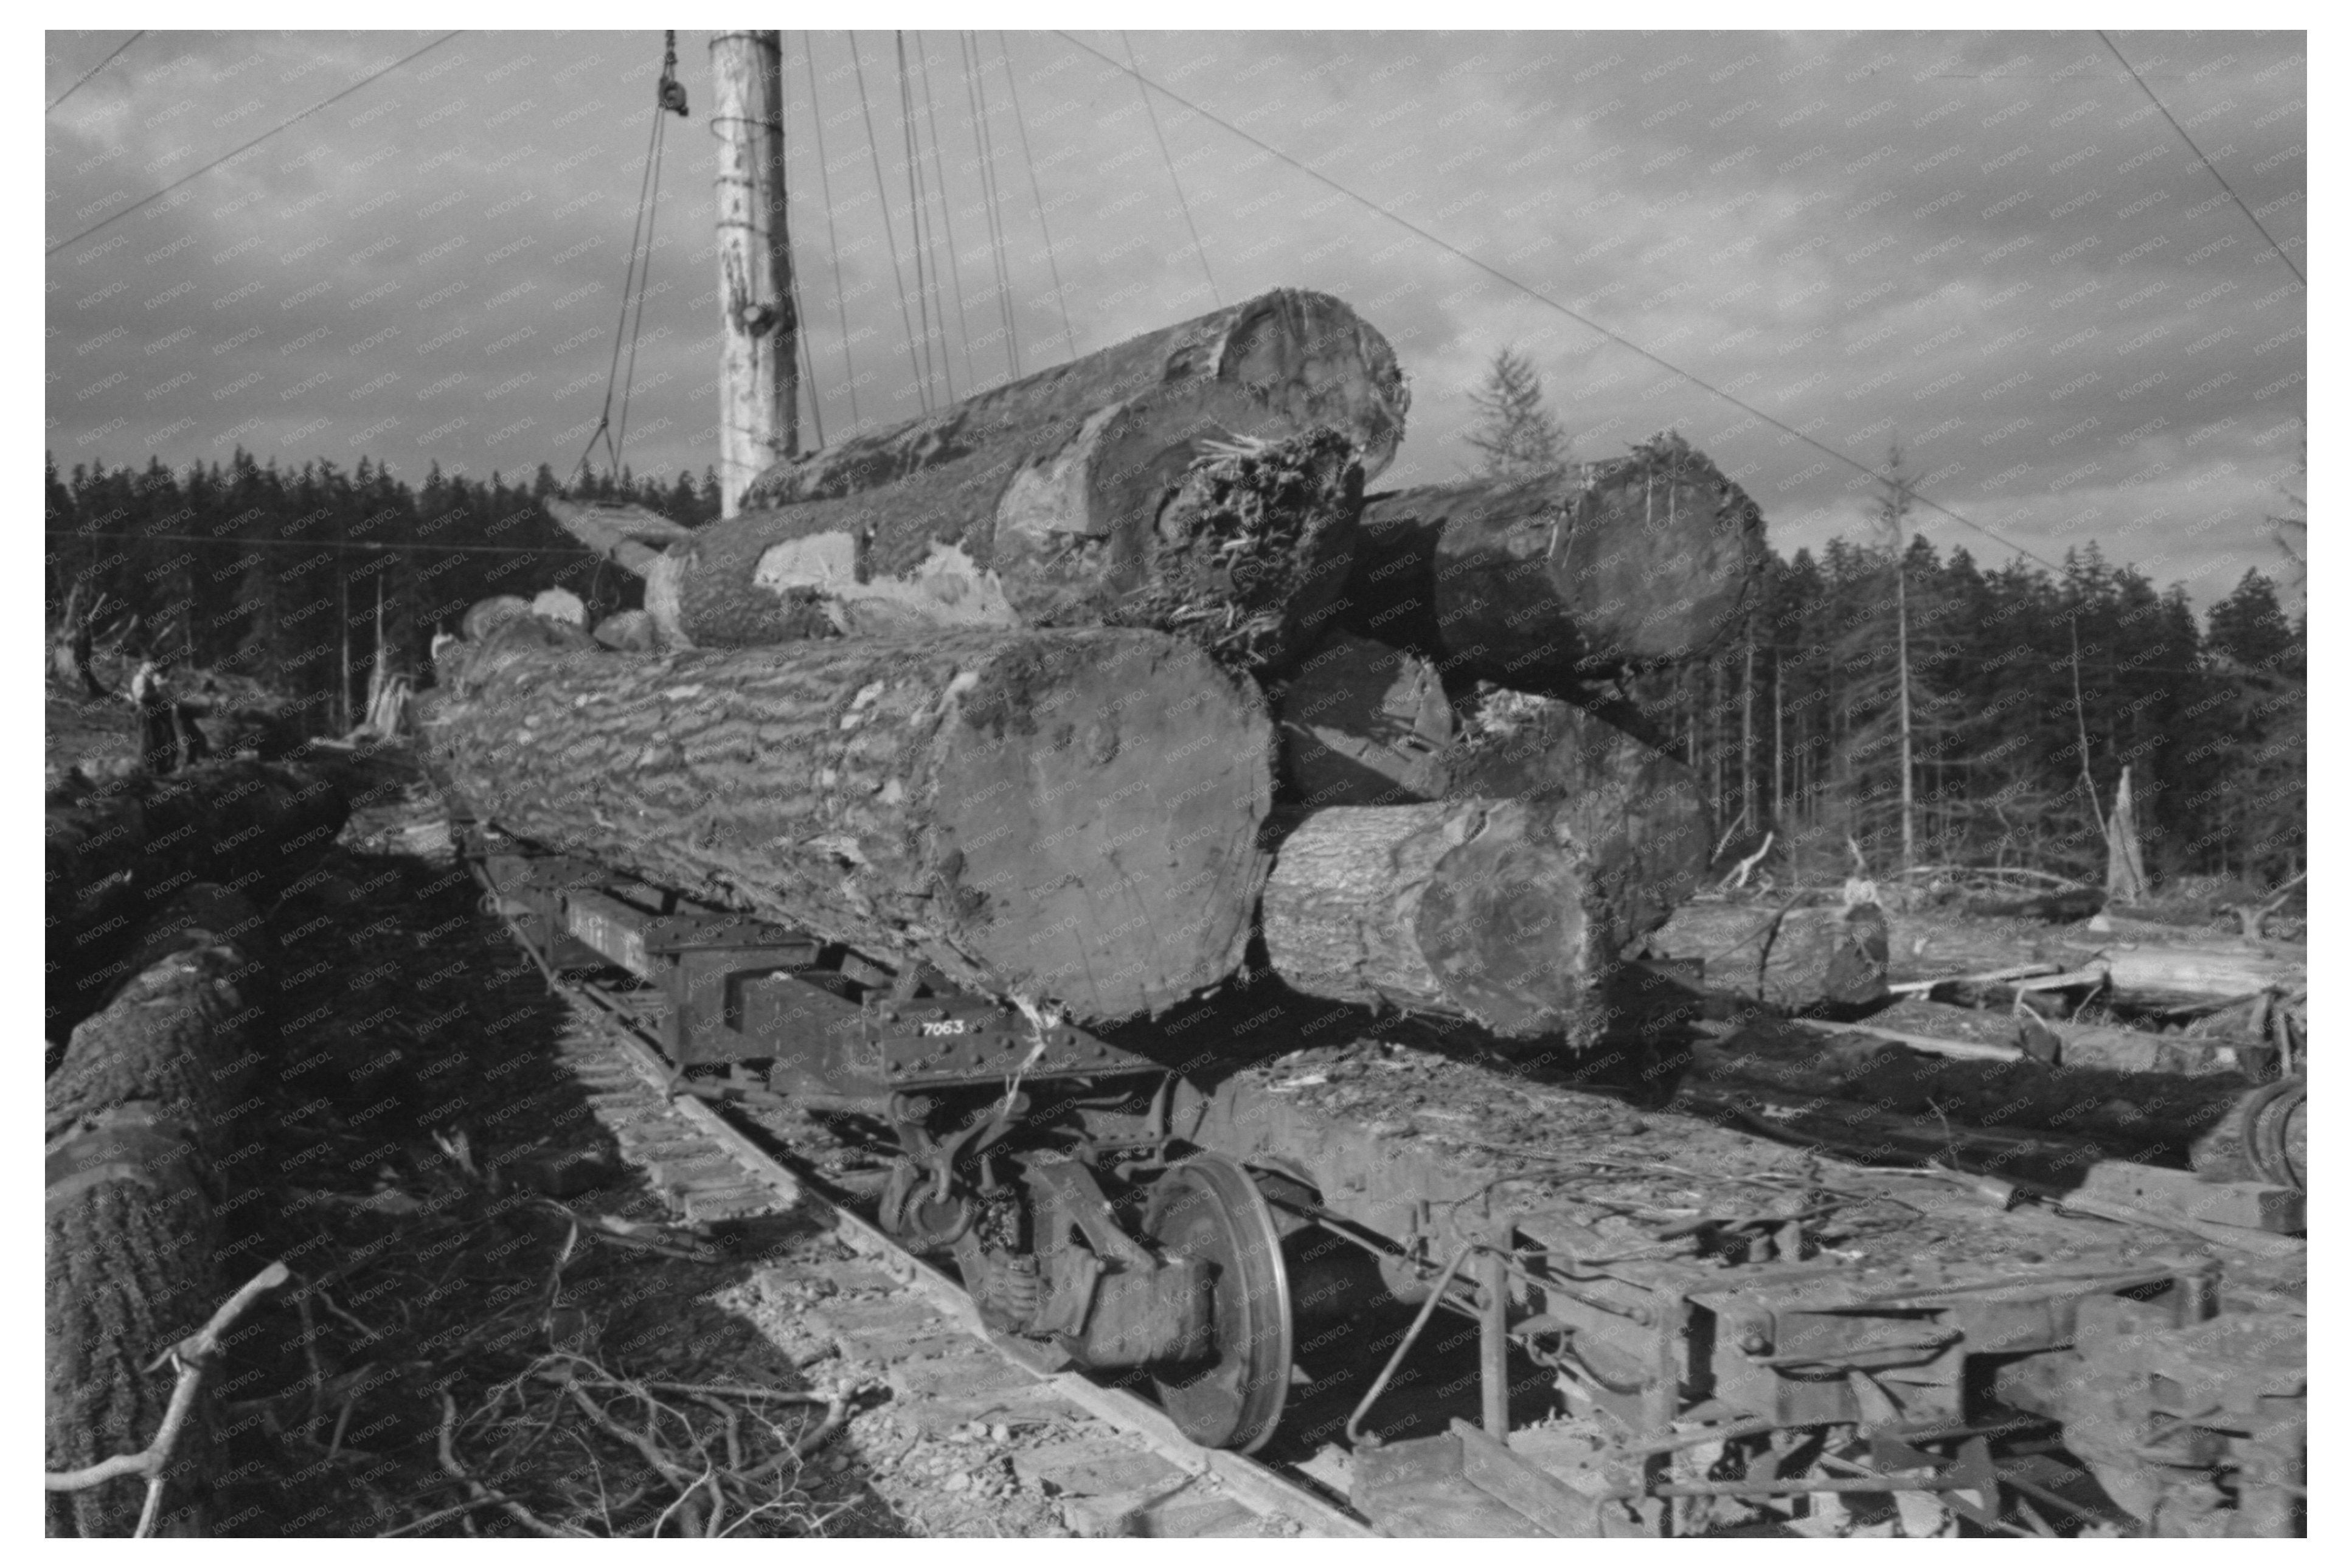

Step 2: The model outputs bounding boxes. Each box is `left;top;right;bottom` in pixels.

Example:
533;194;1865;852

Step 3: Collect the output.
710;30;798;516
1895;555;1915;874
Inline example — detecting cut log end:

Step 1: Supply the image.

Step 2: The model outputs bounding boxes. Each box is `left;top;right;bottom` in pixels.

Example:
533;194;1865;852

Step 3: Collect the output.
1413;809;1597;1038
1261;800;1618;1042
1101;427;1364;675
932;634;1274;1016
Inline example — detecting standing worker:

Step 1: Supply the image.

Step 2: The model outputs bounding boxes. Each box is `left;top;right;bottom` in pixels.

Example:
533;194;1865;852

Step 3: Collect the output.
130;658;179;775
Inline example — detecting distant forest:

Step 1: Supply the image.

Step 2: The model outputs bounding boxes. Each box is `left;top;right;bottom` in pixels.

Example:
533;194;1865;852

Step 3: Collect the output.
45;446;2305;887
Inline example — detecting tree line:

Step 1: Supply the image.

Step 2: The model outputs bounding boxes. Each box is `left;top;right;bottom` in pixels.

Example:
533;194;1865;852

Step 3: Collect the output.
46;439;2303;889
1632;535;2303;890
44;448;712;734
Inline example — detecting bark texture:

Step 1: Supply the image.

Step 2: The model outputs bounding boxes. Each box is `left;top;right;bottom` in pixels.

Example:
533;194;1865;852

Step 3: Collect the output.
646;415;1363;676
1643;900;1891;1014
47;887;268;1538
740;287;1409;507
419;625;1275;1023
1259;800;1624;1041
46;761;345;1040
1341;434;1767;688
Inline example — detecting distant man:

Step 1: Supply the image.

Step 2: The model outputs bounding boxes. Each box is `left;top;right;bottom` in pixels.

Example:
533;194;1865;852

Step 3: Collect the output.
130;659;178;775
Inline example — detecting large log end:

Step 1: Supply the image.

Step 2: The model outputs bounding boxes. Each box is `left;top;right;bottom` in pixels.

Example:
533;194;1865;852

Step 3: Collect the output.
935;632;1276;1018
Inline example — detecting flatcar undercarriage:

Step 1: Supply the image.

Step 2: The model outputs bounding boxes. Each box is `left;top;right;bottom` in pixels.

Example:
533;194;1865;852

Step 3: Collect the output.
464;823;2305;1538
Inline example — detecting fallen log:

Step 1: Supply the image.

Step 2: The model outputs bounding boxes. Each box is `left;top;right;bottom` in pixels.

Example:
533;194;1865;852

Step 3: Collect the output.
47;886;268;1537
1339;433;1767;687
46;761;346;1041
1690;1013;2283;1164
1962;886;2104;922
2015;1013;2260;1078
738;287;1409;508
418;624;1274;1024
1642;900;1890;1014
1258;799;1628;1042
1881;913;2305;1010
640;420;1364;675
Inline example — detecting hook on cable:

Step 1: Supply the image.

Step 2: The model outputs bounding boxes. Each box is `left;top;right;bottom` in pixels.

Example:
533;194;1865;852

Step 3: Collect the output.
658;29;689;116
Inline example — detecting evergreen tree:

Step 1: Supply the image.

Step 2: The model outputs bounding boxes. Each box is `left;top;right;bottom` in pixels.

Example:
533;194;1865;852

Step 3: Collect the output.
1463;348;1567;483
2206;570;2298;675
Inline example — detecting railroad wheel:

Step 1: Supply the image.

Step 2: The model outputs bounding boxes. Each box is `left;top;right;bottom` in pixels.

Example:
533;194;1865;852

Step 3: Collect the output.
1140;1152;1292;1453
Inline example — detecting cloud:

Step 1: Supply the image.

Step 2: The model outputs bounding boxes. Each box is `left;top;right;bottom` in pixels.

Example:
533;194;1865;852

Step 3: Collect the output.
47;28;2303;603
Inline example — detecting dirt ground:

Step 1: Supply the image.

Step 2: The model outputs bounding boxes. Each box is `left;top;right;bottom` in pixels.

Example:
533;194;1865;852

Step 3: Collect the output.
49;695;1143;1536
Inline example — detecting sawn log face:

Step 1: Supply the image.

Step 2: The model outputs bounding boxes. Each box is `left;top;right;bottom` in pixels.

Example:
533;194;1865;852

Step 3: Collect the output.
418;625;1275;1024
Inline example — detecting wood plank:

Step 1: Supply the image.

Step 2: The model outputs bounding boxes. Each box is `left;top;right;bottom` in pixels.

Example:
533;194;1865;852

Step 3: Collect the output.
1452;1420;1606;1537
1791;1018;2021;1064
2075;1164;2303;1235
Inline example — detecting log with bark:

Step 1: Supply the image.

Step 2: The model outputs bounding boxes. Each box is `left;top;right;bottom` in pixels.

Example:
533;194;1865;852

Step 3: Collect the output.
46;761;346;1041
1259;799;1639;1042
1273;637;1710;938
47;886;269;1537
1339;433;1767;689
418;622;1275;1024
737;288;1409;508
637;420;1365;676
1642;899;1890;1015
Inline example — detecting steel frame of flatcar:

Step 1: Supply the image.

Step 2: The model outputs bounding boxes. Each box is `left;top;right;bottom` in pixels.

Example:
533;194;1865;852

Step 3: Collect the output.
457;818;2303;1536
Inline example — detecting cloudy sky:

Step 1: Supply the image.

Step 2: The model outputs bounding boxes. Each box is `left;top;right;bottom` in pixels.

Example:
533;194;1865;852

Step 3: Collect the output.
44;26;2305;603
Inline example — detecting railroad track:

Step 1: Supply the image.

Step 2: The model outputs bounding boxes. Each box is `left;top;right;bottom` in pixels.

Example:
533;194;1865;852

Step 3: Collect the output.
534;960;1374;1539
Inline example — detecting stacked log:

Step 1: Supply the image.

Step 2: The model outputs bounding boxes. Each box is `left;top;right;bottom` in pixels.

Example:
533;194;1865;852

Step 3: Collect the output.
1339;433;1767;689
1274;631;1458;808
47;886;269;1537
1274;636;1710;938
1258;800;1627;1041
473;296;1791;1047
419;623;1275;1025
645;425;1363;674
738;288;1409;507
46;761;347;1040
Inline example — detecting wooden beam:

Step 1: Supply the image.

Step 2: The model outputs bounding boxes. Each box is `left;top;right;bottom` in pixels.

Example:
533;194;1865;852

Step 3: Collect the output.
2073;1163;2302;1235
